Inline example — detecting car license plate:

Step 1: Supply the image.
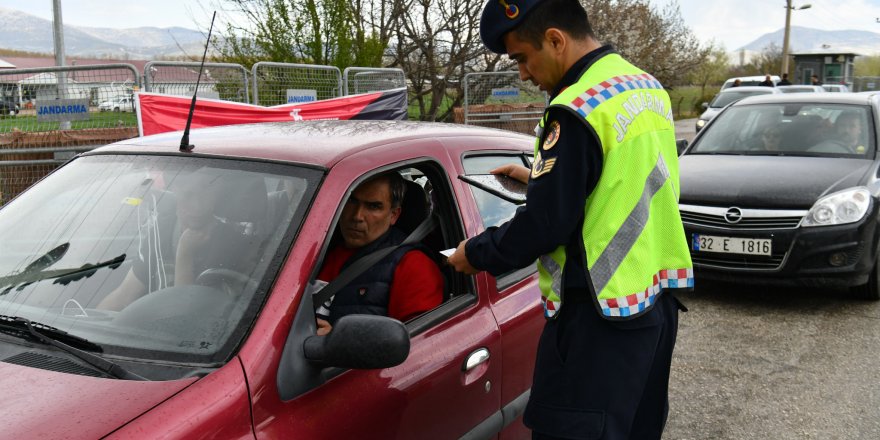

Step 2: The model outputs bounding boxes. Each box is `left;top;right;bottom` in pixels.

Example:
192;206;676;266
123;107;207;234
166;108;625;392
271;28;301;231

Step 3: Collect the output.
692;234;771;256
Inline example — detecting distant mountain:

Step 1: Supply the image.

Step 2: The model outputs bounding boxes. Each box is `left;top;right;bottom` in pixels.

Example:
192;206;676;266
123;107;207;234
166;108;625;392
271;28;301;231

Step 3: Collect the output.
738;26;880;55
0;7;209;59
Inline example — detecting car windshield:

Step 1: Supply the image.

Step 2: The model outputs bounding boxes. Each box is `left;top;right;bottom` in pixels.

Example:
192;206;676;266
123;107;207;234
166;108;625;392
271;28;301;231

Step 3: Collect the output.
710;90;772;108
0;154;320;366
690;103;875;158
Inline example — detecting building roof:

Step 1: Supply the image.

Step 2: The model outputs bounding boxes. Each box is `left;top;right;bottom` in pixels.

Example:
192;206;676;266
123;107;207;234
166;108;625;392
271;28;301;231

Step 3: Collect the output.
790;51;861;57
0;56;149;74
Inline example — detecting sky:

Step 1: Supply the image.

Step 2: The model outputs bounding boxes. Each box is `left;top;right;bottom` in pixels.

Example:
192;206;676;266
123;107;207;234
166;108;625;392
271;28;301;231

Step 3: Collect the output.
1;0;879;51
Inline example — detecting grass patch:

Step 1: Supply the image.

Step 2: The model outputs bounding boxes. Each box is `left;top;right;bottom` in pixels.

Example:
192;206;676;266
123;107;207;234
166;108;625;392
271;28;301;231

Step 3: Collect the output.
0;111;138;132
668;85;719;119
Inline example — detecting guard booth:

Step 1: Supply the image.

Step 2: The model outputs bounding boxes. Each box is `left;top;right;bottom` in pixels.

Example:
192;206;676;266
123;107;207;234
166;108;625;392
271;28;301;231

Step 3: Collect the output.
791;51;858;87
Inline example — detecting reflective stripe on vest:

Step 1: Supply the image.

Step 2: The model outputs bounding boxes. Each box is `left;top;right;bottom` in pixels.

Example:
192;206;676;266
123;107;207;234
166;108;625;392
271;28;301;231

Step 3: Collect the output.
567;73;664;119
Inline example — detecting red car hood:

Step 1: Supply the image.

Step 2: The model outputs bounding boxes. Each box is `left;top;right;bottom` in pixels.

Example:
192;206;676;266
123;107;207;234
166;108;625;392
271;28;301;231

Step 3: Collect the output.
0;361;197;439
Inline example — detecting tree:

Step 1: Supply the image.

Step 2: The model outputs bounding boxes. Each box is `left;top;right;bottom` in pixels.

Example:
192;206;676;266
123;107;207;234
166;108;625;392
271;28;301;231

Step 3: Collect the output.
855;55;880;76
583;0;706;88
687;42;730;95
388;0;505;121
210;0;391;69
751;43;783;77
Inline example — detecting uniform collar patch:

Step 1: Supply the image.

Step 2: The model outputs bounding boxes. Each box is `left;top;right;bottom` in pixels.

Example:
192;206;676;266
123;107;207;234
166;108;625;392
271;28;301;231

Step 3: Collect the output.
543;120;561;150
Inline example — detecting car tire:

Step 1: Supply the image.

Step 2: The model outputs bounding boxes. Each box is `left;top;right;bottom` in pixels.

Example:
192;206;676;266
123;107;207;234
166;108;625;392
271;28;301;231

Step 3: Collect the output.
852;259;880;301
114;107;120;112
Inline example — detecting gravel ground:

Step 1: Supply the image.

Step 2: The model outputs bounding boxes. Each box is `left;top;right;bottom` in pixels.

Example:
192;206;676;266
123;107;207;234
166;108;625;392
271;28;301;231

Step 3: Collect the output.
664;281;880;439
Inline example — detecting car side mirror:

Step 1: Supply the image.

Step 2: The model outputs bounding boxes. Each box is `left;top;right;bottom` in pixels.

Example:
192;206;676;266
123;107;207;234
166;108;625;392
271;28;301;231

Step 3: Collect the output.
303;315;410;369
701;102;708;110
676;139;689;156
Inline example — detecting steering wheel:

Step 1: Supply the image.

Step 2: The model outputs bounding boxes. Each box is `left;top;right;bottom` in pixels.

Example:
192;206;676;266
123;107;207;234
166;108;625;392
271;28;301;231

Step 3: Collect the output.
196;268;257;296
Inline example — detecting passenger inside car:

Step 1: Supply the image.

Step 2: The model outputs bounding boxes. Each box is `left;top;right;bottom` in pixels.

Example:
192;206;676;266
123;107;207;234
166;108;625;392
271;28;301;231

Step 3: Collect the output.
809;112;866;154
97;169;266;311
758;125;783;152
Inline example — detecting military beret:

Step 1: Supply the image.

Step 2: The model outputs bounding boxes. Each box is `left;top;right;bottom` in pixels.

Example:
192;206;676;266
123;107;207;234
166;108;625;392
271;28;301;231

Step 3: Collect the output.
480;0;543;54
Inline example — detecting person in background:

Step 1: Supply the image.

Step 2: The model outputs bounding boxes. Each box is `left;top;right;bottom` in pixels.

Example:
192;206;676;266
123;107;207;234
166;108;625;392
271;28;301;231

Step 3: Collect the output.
731;78;742;87
759;74;774;87
777;73;792;86
811;74;823;86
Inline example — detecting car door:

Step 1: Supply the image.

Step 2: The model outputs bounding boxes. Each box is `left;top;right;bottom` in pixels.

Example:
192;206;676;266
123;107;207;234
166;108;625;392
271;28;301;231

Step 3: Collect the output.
453;148;545;439
248;140;505;439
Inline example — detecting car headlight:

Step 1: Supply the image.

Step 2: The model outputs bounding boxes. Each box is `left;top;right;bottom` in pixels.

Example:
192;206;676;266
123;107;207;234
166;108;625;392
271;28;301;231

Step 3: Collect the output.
802;187;872;227
696;119;706;128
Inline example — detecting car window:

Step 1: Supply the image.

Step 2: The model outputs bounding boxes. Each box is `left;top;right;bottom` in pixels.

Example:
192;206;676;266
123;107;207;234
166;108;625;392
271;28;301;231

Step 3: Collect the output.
710;90;772;108
690;103;875;158
310;162;471;335
0;155;320;369
461;153;537;289
462;153;530;228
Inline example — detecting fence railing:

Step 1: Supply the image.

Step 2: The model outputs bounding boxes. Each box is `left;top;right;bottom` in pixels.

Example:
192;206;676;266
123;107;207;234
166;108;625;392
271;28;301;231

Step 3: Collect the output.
252;62;342;106
459;72;547;135
0;64;141;204
343;67;406;96
143;61;251;103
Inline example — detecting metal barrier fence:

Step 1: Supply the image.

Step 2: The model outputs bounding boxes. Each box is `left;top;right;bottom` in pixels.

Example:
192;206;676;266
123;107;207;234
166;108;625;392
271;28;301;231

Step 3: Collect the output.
850;76;880;92
343;67;406;95
0;64;141;204
459;72;547;135
143;61;251;103
820;76;880;92
252;62;342;106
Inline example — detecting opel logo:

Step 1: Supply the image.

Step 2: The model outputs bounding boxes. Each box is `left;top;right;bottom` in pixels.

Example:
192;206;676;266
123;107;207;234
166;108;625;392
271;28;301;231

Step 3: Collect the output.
724;207;743;224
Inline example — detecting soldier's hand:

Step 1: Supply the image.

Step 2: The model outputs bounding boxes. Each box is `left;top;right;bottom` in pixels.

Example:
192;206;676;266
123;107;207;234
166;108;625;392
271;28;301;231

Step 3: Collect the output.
490;164;529;184
447;239;479;274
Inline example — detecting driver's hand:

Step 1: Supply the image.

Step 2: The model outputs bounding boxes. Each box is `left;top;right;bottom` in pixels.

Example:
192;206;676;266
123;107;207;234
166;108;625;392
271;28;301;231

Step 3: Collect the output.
316;318;332;336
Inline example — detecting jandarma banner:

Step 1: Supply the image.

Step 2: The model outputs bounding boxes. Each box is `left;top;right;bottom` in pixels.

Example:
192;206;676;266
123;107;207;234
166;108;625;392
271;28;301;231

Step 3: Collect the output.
135;88;408;137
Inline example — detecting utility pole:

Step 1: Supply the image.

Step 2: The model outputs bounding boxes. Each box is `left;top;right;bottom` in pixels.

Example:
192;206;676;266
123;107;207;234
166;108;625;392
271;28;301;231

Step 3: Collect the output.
781;1;811;77
52;0;71;129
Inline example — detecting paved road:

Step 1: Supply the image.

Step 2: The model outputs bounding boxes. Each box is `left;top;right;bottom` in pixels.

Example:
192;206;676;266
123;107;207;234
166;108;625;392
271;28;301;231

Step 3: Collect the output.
675;118;697;144
665;281;880;439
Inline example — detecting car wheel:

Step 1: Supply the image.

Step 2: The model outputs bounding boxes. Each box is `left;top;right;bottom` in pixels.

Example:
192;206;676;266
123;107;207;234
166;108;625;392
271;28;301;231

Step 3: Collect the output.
114;107;120;112
852;258;880;301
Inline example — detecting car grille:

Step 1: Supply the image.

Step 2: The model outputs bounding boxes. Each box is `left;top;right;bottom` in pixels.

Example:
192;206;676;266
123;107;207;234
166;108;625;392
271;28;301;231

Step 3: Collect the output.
691;252;785;270
679;204;807;230
680;204;807;270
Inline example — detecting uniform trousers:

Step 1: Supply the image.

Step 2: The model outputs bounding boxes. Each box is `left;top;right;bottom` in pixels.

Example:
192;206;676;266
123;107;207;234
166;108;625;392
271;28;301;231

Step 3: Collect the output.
523;290;683;440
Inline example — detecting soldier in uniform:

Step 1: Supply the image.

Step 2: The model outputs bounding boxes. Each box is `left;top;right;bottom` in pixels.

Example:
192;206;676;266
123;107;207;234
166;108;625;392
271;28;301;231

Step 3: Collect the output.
447;0;693;438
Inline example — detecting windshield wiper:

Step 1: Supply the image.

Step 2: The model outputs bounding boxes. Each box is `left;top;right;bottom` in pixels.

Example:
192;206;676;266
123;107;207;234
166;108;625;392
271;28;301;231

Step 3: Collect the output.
0;254;126;294
0;315;147;381
21;242;69;274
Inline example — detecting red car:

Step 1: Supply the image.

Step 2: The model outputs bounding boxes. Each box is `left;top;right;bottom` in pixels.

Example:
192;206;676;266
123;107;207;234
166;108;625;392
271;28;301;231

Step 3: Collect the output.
0;120;543;439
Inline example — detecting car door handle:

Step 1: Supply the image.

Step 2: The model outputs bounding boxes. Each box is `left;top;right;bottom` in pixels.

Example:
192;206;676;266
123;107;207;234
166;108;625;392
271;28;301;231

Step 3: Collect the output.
462;347;490;372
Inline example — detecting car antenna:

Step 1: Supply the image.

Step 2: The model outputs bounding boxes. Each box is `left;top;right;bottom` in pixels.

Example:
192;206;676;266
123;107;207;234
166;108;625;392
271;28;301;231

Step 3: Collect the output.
179;11;217;152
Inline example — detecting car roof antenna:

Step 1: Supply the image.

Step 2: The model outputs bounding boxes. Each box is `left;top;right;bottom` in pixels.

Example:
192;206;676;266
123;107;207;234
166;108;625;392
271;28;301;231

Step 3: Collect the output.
179;11;217;152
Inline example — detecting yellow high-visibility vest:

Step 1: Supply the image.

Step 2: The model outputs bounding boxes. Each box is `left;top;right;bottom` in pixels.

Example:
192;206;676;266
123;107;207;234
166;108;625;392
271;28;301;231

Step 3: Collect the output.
536;53;693;320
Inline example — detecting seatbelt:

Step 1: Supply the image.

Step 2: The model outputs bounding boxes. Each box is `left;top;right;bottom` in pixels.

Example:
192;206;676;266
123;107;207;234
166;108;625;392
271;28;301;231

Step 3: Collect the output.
312;214;439;312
